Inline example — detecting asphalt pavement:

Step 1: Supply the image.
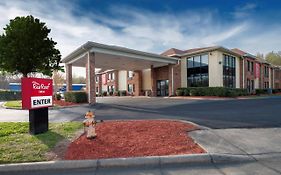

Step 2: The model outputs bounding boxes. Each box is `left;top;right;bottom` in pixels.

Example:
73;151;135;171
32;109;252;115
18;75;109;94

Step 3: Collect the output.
1;97;281;174
1;96;281;129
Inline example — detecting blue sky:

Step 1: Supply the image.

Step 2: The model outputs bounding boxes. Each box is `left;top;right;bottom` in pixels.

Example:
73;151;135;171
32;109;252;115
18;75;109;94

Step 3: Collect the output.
0;0;281;75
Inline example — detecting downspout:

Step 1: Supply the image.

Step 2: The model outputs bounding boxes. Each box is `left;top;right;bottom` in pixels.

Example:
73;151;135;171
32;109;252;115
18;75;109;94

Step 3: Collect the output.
171;66;174;96
241;56;245;89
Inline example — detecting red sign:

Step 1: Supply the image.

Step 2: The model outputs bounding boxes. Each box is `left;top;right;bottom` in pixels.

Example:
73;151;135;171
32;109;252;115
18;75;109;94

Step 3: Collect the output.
21;78;53;109
255;63;260;78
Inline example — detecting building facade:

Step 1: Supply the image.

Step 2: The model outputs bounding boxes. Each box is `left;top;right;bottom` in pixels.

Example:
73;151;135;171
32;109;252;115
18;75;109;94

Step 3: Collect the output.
62;42;281;103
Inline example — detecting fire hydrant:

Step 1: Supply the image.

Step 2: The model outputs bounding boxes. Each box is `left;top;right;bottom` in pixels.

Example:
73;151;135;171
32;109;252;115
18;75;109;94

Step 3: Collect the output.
83;111;102;139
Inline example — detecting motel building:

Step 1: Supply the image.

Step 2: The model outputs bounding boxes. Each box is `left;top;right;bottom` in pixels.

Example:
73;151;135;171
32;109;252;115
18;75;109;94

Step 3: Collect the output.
62;41;281;104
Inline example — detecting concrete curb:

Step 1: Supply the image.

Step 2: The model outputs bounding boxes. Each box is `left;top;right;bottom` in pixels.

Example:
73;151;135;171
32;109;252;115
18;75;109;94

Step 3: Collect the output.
0;153;255;172
1;102;90;110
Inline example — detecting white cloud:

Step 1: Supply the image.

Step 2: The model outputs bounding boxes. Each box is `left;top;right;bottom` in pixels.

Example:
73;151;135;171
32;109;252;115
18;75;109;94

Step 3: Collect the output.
0;0;280;76
233;3;257;18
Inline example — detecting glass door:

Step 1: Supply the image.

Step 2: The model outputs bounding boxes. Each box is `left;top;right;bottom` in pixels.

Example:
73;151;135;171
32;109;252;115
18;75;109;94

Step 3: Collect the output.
157;80;169;96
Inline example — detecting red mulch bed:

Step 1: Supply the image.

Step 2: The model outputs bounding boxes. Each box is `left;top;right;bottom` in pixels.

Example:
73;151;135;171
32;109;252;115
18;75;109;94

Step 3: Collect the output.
64;120;205;160
53;100;78;106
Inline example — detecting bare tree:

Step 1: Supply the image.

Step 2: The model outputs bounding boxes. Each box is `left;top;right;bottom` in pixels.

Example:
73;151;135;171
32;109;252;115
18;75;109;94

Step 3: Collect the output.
52;71;65;94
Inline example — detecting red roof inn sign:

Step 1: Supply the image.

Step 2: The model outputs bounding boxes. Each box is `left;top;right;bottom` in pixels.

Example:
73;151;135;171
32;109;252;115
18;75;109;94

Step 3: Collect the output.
22;78;53;109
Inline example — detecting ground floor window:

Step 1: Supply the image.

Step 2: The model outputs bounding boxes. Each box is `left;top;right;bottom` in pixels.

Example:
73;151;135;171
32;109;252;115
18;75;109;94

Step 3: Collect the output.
157;80;169;96
107;85;115;92
128;84;134;93
264;81;269;89
247;79;254;93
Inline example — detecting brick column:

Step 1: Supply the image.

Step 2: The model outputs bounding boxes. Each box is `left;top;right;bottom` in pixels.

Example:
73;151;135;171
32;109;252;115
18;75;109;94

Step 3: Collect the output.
168;63;181;96
150;65;156;96
86;52;96;104
66;64;72;91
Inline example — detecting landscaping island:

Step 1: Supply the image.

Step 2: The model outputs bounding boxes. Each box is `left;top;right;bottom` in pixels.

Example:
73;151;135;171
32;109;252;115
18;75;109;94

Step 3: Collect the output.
65;120;205;160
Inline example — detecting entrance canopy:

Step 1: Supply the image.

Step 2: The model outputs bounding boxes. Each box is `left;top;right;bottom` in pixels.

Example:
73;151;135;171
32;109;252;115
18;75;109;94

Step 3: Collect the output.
62;41;178;70
62;41;179;104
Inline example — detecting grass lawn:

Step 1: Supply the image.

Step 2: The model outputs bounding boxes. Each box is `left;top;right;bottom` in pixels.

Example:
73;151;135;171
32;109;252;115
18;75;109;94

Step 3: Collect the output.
0;122;83;164
4;100;22;108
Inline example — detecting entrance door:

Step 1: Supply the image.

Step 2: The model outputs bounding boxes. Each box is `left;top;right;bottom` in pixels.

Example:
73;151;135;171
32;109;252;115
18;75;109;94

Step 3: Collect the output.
157;80;169;96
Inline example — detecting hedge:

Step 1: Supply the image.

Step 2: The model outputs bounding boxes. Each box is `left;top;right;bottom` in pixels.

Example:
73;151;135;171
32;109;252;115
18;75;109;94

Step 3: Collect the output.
0;90;21;101
272;89;281;94
256;88;281;95
64;91;88;103
176;87;248;97
255;89;268;95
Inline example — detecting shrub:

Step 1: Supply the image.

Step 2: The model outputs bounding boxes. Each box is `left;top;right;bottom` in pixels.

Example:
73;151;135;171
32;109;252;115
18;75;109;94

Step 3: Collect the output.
272;89;281;94
120;90;127;96
113;91;120;96
109;91;113;96
176;87;249;97
64;91;87;103
176;89;183;96
0;90;21;101
54;93;61;100
255;89;267;95
102;91;107;96
183;88;190;96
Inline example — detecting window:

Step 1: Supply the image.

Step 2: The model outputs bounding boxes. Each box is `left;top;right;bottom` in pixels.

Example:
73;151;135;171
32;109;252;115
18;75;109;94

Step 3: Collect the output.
264;66;269;78
223;54;236;88
128;71;134;79
96;87;99;93
264;81;269;89
107;85;115;92
128;84;134;92
111;73;115;80
95;76;99;83
108;73;111;80
187;54;209;87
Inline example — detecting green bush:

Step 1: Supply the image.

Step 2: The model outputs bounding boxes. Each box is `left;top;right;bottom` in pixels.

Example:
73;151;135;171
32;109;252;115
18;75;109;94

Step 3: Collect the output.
64;91;87;103
273;89;281;94
102;91;107;96
0;90;21;101
176;89;184;96
255;89;267;95
183;88;190;96
54;93;61;100
176;87;248;97
120;90;127;96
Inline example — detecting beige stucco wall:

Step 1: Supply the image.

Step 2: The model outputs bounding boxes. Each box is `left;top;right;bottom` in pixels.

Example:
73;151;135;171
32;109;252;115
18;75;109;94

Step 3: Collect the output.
142;69;151;90
209;51;223;87
118;70;127;90
269;69;272;88
255;78;259;89
235;57;240;88
180;58;187;87
102;84;107;92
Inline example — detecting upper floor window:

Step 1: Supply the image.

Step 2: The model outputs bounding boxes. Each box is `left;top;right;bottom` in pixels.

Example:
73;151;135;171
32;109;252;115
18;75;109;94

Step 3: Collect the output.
187;54;209;87
247;60;254;73
128;71;134;79
264;66;269;78
107;72;115;80
223;54;236;88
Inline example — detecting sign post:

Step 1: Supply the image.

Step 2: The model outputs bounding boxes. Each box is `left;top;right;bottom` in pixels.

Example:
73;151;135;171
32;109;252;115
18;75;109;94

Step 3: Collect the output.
21;78;53;135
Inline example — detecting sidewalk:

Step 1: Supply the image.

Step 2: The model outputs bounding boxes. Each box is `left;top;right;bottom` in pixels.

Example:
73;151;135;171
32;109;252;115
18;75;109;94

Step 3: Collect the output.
189;127;281;174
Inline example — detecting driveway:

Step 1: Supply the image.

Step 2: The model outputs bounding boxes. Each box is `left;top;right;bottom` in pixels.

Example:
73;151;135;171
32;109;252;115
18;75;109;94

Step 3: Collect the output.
1;96;281;129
